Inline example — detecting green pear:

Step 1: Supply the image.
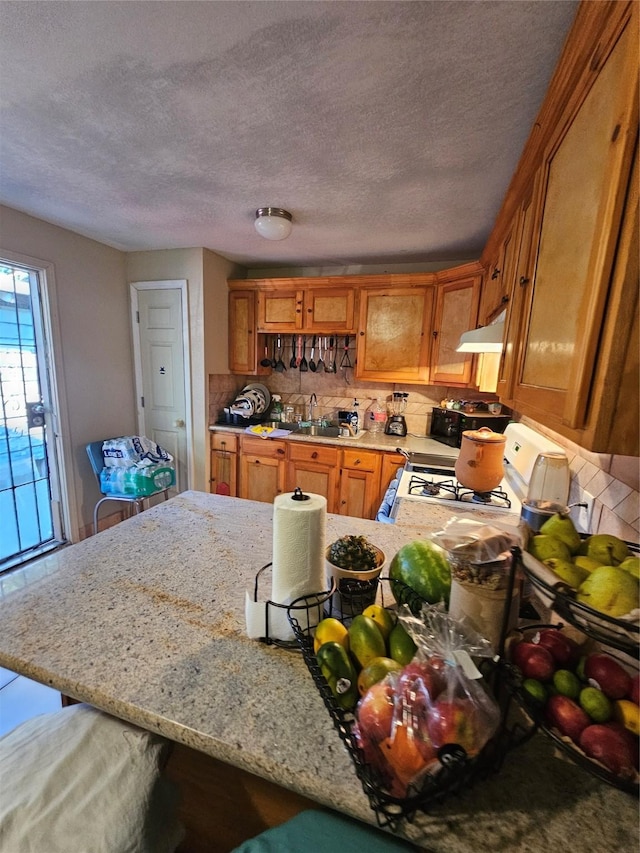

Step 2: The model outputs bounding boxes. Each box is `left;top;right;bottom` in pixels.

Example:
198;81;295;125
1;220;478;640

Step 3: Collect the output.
539;512;581;555
528;534;572;564
577;565;639;617
544;557;588;590
578;534;629;566
618;555;640;580
573;555;604;574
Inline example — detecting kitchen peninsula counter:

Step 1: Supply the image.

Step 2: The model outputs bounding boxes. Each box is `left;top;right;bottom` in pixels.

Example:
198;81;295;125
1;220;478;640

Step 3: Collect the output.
0;492;635;851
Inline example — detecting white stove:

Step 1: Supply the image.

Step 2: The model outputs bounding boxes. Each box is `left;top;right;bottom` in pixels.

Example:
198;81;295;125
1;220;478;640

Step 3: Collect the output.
389;423;568;521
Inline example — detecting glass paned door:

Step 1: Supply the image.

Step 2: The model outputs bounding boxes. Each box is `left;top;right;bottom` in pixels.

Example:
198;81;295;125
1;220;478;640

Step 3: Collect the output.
0;262;64;569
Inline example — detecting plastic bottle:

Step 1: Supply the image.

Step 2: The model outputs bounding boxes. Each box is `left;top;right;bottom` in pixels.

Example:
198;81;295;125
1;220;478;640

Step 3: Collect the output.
353;399;364;433
270;394;283;422
366;398;387;434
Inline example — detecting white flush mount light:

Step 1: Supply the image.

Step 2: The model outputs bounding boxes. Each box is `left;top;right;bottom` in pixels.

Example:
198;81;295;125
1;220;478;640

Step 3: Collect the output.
254;207;293;241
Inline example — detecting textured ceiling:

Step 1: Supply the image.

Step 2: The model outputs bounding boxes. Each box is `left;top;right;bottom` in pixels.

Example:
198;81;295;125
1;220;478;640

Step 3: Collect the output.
0;1;579;269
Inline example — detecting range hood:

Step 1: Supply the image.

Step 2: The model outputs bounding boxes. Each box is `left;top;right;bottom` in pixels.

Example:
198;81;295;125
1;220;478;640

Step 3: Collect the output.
456;311;506;353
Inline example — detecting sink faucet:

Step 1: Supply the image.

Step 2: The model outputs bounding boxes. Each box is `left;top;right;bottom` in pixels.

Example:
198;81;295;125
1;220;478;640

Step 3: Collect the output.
308;393;318;421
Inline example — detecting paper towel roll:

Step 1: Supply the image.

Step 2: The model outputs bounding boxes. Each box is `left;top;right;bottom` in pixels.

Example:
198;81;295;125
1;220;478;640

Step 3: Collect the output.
244;490;327;641
272;490;327;604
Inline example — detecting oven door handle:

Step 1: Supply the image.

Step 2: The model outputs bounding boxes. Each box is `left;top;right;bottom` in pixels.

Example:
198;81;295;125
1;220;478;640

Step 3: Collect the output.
395;447;410;461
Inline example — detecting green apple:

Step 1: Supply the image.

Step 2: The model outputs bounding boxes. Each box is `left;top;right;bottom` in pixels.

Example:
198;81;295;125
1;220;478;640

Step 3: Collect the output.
578;534;630;566
528;534;572;564
577;565;639;617
544;557;588;590
574;555;604;574
618;555;640;580
539;513;581;555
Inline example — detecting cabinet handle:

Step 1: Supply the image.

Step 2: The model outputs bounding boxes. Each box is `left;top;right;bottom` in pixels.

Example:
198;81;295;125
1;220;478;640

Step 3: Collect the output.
519;276;530;286
277;448;285;455
359;330;365;336
432;330;438;338
501;295;510;304
311;451;318;459
491;268;500;280
354;458;361;465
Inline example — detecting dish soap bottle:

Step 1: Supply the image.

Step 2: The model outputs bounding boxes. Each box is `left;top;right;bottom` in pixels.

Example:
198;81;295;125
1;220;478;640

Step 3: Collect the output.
366;399;386;434
270;395;283;423
353;398;363;434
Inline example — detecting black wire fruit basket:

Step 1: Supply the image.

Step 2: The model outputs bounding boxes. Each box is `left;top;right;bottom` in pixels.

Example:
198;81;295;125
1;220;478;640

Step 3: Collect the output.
287;577;514;829
501;623;639;797
521;540;640;656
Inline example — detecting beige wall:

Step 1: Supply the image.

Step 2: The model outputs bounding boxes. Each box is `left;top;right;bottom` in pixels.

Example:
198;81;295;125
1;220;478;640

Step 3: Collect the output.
0;205;132;541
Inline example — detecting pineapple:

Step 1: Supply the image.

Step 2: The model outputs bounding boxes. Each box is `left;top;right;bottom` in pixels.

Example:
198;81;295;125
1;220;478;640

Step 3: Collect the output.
328;535;381;572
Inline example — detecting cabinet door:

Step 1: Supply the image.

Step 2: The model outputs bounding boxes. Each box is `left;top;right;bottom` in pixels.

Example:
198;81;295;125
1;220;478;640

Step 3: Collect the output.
479;220;519;327
229;291;258;373
257;290;303;332
338;449;381;520
210;447;238;496
377;452;406;507
430;276;481;386
356;287;434;383
286;442;339;512
511;15;637;428
238;437;286;503
304;287;356;332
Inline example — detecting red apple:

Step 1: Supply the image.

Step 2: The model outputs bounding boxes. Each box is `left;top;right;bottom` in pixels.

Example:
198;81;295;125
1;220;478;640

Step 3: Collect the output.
579;723;639;778
534;629;580;667
628;674;640;705
400;658;445;702
511;641;555;682
356;680;395;742
545;694;590;743
427;697;480;757
584;653;632;700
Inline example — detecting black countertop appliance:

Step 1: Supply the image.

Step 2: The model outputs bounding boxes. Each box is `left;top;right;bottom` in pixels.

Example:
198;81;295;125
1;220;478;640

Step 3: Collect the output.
429;406;511;448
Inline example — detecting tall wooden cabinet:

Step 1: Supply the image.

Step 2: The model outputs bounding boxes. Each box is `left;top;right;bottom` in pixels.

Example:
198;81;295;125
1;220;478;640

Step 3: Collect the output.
495;3;638;453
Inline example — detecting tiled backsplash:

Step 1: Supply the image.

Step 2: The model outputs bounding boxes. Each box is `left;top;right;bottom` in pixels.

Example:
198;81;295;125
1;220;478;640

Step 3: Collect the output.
520;416;639;544
209;374;639;544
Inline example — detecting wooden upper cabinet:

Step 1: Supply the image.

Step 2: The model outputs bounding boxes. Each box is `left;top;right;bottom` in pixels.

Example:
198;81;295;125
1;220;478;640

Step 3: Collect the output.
509;8;637;439
257;289;304;332
304;287;356;332
355;285;435;384
430;270;482;386
229;290;258;374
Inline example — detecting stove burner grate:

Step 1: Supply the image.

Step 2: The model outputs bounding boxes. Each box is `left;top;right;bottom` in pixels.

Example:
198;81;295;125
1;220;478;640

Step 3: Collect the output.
408;474;457;498
406;473;512;509
458;486;512;509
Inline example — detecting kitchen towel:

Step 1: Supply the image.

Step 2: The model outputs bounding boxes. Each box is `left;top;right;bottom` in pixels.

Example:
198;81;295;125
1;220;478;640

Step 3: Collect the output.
245;490;327;641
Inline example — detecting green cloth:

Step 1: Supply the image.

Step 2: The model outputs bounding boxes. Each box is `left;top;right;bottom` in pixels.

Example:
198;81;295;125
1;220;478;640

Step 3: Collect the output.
231;809;418;852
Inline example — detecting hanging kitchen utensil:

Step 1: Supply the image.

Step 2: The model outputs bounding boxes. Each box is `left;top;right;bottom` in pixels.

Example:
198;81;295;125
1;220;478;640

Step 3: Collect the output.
290;335;297;369
316;337;325;372
271;338;278;369
326;336;336;373
340;335;352;368
260;342;271;368
309;336;317;372
299;336;308;372
275;335;286;372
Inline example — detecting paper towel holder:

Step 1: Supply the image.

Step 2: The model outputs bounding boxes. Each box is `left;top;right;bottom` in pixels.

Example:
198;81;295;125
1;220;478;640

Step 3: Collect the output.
252;562;333;648
291;486;310;501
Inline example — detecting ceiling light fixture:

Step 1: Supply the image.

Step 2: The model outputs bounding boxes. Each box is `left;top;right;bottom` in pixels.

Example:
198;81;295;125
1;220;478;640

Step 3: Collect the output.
254;207;293;241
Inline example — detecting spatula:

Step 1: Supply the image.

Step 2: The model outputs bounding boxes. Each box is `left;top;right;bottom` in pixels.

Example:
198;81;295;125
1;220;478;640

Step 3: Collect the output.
309;336;317;372
290;335;297;369
316;337;325;372
299;336;308;372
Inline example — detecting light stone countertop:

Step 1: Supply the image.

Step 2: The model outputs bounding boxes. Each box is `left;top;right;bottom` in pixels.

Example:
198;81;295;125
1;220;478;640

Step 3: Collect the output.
0;491;636;851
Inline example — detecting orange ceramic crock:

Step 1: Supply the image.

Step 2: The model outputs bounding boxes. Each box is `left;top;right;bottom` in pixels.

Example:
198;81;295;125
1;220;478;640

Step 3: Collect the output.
454;426;507;493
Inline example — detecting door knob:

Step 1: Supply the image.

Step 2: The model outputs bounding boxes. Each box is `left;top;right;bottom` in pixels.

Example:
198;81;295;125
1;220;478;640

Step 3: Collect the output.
175;419;185;427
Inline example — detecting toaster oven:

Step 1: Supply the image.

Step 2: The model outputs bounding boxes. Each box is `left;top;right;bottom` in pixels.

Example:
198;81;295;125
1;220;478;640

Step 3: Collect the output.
429;406;512;448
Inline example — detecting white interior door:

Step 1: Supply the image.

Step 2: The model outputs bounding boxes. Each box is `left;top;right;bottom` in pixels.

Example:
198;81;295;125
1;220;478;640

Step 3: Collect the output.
131;282;190;493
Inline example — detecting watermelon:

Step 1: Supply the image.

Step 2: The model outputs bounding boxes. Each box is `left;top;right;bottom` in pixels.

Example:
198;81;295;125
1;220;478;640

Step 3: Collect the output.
389;540;451;606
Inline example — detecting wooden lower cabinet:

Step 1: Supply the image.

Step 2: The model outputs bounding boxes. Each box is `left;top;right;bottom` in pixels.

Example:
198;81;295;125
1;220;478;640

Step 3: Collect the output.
377;452;406;507
337;448;382;520
286;442;339;512
238;436;287;503
210;432;238;497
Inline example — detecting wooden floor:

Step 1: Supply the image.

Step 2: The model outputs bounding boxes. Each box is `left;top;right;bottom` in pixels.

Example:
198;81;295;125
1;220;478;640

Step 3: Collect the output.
165;742;319;852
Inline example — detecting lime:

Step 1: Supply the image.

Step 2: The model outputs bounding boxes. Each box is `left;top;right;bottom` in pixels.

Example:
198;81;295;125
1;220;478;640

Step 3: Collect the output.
522;678;547;706
362;604;396;641
553;669;581;700
575;655;588;681
579;686;612;723
388;622;417;666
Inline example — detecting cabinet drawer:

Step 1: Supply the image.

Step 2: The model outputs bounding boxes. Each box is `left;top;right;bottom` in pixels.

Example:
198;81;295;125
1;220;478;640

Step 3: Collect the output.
240;436;287;459
288;442;339;466
341;449;380;473
211;432;238;452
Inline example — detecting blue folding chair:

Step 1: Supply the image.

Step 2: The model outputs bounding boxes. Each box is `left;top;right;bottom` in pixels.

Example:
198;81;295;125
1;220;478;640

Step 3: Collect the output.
86;440;172;535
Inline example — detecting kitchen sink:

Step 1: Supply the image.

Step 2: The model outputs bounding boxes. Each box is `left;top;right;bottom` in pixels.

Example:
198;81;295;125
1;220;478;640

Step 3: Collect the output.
294;425;341;437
